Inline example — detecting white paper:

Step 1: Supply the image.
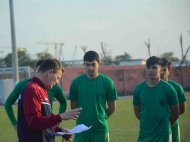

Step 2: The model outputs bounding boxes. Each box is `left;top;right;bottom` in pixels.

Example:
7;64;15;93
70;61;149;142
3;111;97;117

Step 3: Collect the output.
55;124;92;136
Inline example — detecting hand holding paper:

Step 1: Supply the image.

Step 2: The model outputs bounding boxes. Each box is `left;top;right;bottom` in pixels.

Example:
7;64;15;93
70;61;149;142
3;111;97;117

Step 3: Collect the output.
55;124;92;136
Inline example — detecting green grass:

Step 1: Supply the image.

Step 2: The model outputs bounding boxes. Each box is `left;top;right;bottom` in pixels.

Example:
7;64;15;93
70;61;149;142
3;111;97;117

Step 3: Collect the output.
0;95;189;142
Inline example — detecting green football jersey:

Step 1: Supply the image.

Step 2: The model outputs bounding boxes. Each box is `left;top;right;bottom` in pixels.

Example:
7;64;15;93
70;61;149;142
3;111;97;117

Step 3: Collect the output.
133;80;178;141
69;73;118;134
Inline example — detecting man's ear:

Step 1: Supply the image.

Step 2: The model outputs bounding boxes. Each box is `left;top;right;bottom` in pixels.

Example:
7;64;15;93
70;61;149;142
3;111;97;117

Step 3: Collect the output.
98;61;101;66
168;68;172;74
47;69;53;77
160;68;164;74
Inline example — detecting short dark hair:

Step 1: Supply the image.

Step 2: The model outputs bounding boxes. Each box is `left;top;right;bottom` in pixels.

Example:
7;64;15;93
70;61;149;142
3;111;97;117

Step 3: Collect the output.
83;50;100;63
38;59;64;73
146;56;162;68
35;59;45;68
161;57;172;70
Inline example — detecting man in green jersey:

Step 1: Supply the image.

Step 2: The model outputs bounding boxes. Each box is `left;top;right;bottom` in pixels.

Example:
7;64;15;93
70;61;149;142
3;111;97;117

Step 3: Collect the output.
133;56;179;142
161;57;186;142
69;50;118;142
4;59;67;130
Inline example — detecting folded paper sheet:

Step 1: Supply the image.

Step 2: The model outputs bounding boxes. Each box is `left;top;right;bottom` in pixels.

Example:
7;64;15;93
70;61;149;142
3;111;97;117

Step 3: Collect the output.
55;124;92;136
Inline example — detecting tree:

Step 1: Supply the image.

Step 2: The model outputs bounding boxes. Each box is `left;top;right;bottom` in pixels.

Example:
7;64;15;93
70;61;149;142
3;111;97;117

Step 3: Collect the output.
1;50;32;67
114;52;132;65
36;52;53;60
0;57;6;67
160;52;179;62
179;34;190;65
18;50;31;66
178;33;190;87
100;42;113;65
2;53;13;67
102;56;113;65
144;39;151;57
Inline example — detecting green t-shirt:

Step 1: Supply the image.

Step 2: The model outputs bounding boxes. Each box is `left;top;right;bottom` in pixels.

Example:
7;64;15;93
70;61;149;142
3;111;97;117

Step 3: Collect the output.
168;80;186;129
69;73;118;134
4;79;67;126
133;80;178;139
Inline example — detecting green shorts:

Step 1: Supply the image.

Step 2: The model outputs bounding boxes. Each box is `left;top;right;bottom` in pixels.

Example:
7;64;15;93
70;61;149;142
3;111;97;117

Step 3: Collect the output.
74;133;109;142
138;134;169;142
172;126;180;142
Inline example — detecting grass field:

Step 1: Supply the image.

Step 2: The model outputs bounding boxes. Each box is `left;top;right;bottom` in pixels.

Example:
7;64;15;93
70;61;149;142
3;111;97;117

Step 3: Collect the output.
0;95;189;142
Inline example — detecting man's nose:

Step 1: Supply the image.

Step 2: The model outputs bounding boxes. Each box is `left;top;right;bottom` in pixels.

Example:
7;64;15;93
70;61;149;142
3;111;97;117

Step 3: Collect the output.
56;80;59;84
89;65;93;70
149;68;154;73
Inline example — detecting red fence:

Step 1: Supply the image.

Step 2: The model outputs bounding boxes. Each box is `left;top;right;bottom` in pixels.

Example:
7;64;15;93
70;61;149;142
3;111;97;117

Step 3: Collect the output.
0;65;189;96
61;65;190;96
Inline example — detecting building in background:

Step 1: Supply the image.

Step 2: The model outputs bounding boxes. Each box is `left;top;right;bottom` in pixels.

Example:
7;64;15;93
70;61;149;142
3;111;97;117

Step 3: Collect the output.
119;59;146;66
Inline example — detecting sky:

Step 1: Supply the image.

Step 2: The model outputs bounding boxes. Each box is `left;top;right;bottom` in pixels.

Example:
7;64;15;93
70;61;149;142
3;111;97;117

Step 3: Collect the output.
0;0;190;61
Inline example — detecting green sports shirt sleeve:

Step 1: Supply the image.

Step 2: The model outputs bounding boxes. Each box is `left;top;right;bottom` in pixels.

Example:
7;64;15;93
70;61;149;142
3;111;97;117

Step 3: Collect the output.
168;81;186;103
133;82;142;106
4;79;30;126
177;84;186;103
52;84;67;113
166;82;179;106
105;76;118;101
69;77;79;101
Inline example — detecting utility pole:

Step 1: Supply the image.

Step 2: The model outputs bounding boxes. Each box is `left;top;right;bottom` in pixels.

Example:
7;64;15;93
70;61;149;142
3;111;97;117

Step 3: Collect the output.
180;35;184;63
72;46;77;68
9;0;19;85
59;43;64;61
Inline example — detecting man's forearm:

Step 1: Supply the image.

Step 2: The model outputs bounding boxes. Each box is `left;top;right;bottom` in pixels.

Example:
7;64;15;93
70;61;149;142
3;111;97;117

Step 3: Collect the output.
107;101;116;118
107;108;114;118
179;102;186;114
133;105;140;120
170;114;179;126
70;101;78;109
170;104;179;126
